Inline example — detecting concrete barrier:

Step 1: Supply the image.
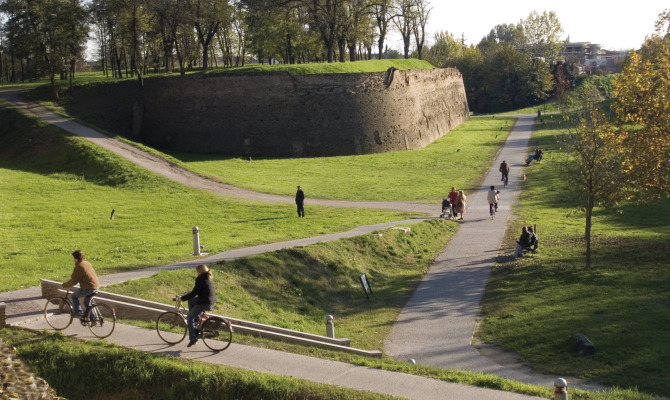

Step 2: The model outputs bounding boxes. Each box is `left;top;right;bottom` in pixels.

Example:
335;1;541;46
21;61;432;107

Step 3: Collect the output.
40;279;380;357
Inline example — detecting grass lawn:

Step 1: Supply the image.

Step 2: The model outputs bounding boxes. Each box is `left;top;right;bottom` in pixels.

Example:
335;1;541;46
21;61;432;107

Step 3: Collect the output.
0;104;415;292
162;116;514;201
478;114;670;397
104;220;457;350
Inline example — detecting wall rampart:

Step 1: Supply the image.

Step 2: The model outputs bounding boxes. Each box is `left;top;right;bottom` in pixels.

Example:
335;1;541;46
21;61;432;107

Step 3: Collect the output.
140;68;469;157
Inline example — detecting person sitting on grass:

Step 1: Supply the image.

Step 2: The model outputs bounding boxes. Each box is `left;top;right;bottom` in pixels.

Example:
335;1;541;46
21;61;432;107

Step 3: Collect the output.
513;227;532;257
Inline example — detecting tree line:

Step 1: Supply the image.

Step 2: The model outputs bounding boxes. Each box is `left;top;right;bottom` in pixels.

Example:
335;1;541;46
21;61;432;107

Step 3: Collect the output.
0;0;432;85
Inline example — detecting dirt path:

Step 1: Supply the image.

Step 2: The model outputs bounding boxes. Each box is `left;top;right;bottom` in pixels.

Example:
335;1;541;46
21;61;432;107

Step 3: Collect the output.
0;89;435;215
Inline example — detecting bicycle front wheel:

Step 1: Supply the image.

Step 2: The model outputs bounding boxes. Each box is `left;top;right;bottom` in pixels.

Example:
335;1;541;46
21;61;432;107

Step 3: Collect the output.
88;303;116;338
156;311;187;344
44;297;73;330
201;317;233;351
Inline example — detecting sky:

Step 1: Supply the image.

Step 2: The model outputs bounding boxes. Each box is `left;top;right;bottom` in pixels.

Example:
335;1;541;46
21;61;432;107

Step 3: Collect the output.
388;1;668;51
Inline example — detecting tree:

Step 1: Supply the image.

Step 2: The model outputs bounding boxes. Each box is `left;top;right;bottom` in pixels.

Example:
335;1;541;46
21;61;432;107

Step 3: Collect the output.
410;0;429;59
559;87;625;268
423;30;462;67
0;0;89;98
372;0;393;59
612;9;670;198
392;0;413;58
520;10;563;60
184;0;231;70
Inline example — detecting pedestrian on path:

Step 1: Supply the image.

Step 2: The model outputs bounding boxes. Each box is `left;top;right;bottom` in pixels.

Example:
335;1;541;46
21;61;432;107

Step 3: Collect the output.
295;185;305;217
487;186;499;219
178;264;217;347
62;250;99;317
455;190;467;220
447;187;459;218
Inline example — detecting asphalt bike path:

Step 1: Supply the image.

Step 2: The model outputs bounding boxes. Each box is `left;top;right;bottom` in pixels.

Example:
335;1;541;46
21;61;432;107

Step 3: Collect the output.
0;91;598;397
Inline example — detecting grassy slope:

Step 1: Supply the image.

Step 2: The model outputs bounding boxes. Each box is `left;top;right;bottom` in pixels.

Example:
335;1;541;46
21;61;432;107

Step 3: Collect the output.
163;116;513;201
0;104;414;291
479;114;670;396
105;219;456;349
1;329;398;400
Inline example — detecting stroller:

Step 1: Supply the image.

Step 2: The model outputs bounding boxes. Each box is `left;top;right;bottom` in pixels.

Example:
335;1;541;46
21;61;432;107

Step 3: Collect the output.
439;198;453;219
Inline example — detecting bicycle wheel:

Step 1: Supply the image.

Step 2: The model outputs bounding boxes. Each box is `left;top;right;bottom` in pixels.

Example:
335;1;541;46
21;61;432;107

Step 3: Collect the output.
44;297;73;330
201;317;233;351
88;303;116;338
156;311;187;344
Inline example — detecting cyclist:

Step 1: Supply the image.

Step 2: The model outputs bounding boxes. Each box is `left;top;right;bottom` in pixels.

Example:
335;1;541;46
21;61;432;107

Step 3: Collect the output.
178;264;217;347
62;250;99;320
487;186;499;218
499;160;510;184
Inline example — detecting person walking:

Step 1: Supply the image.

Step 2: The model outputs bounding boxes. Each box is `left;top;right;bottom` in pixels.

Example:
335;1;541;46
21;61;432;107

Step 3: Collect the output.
455;190;467;220
178;264;217;347
499;160;510;184
62;250;99;319
295;186;305;217
447;187;459;218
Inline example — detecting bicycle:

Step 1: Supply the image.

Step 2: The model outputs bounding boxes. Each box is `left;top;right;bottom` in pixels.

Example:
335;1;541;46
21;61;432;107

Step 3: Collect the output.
43;289;116;338
156;297;233;351
489;203;497;219
502;174;509;187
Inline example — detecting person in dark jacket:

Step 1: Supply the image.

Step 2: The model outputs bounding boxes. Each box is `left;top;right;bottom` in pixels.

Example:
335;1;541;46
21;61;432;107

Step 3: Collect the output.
178;264;217;347
295;185;305;217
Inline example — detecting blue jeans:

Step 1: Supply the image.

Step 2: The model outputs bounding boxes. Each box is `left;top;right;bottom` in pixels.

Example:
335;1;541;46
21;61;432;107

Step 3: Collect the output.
187;298;213;341
71;288;98;317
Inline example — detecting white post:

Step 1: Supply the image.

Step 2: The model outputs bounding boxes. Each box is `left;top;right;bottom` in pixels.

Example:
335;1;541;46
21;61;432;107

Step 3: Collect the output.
192;226;201;256
554;378;568;400
326;314;334;338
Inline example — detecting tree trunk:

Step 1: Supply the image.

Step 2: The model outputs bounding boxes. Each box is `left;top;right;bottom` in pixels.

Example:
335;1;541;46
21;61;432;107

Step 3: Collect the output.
585;194;594;269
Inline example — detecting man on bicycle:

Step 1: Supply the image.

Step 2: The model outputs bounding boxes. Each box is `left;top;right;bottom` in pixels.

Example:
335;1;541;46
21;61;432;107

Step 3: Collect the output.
499;160;510;183
178;264;217;347
62;250;99;319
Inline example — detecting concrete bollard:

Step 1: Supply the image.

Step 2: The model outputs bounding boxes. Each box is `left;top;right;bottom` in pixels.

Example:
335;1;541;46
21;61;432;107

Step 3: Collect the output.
554;378;568;400
0;302;5;327
193;226;201;256
326;314;335;338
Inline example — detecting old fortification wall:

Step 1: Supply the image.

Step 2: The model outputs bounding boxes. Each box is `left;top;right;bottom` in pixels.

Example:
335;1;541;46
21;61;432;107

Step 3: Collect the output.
139;68;469;157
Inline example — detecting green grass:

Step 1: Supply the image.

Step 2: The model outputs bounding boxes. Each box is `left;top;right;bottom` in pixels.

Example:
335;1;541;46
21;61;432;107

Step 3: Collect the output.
478;114;670;397
1;328;398;400
0;104;416;292
6;59;434;93
104;219;456;350
203;58;435;75
162;116;514;201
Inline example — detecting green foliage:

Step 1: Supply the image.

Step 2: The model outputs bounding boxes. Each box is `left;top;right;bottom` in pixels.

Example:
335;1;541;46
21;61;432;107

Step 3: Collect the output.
105;220;457;349
0;104;414;291
612;10;670;198
479;114;670;396
3;330;395;400
574;74;618;100
161;116;512;201
455;44;553;113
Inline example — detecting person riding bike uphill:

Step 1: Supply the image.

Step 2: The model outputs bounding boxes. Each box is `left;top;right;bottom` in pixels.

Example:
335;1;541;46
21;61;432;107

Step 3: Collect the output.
62;250;99;321
487;186;500;219
177;264;217;347
499;160;510;183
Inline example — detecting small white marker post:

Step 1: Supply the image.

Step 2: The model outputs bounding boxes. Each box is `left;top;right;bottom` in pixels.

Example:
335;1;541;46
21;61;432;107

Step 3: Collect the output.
193;226;201;256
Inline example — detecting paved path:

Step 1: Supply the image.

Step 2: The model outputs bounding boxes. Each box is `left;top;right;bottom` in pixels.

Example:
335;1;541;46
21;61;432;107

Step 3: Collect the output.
386;117;543;380
0;91;598;397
